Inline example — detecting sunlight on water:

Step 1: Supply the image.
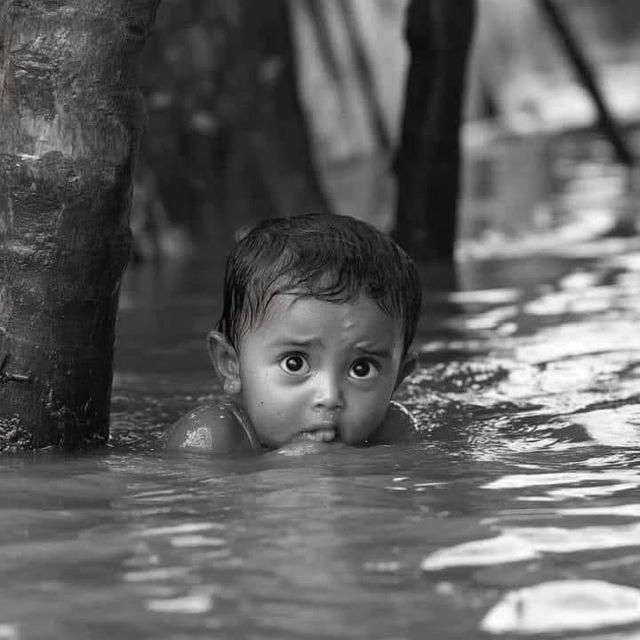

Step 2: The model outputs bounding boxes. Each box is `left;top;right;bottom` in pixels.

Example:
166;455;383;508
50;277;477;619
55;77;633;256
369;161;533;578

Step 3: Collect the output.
481;580;640;635
483;470;640;490
574;406;640;447
501;523;640;553
146;591;215;614
421;534;541;570
0;626;19;640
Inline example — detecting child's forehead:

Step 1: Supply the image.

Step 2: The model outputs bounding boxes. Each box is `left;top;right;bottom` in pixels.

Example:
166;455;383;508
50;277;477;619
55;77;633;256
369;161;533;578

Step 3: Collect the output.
257;292;402;334
265;290;383;315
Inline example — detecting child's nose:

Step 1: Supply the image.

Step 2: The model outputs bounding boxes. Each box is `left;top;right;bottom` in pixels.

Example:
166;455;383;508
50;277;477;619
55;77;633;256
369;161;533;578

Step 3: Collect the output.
313;373;344;410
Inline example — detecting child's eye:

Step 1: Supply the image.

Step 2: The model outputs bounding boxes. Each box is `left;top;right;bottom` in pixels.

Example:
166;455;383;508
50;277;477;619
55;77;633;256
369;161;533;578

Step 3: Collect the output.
279;354;310;375
349;359;379;380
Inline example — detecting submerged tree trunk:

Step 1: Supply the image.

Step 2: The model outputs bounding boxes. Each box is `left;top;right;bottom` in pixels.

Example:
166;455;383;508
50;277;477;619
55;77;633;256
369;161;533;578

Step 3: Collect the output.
394;0;476;261
0;0;160;451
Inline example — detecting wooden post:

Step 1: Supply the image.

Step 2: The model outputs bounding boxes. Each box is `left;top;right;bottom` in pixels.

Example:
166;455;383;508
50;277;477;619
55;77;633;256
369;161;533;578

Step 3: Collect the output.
394;0;476;261
0;0;160;451
223;0;331;232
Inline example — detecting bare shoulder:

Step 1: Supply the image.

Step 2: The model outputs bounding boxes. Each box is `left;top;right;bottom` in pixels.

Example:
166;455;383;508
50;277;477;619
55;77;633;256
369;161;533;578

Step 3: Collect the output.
164;404;256;453
368;401;418;445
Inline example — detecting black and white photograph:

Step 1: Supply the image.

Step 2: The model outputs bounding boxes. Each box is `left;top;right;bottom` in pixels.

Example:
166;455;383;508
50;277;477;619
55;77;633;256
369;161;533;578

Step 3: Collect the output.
2;1;640;637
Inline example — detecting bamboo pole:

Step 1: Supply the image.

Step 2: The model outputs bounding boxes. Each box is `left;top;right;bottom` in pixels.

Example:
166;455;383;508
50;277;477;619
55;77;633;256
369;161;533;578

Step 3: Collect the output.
539;0;635;168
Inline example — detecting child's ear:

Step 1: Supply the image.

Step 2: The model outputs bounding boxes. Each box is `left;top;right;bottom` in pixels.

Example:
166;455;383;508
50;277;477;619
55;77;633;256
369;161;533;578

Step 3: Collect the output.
395;349;417;390
207;331;241;395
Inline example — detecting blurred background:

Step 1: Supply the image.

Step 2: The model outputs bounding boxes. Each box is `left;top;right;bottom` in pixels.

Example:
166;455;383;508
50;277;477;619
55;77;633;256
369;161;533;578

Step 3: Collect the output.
131;0;640;262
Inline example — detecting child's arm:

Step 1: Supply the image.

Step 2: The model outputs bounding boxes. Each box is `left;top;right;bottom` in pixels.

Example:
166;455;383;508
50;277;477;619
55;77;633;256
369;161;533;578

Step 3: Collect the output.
367;400;418;445
164;404;255;453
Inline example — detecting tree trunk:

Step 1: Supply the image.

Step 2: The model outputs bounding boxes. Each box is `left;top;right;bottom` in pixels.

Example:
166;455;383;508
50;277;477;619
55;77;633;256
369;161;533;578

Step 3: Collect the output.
138;0;235;247
0;0;160;451
394;0;476;261
222;0;331;233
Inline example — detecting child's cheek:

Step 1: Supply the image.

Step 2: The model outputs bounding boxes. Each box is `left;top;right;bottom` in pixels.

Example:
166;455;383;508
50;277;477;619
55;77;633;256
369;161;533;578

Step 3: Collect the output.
354;387;395;429
261;369;303;411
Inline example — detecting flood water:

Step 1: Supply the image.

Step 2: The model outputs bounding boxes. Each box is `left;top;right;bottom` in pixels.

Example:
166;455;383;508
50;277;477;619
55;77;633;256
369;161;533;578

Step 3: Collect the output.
2;142;640;638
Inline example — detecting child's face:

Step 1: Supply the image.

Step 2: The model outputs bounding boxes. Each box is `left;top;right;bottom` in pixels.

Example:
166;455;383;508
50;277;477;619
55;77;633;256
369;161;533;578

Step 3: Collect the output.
235;294;408;448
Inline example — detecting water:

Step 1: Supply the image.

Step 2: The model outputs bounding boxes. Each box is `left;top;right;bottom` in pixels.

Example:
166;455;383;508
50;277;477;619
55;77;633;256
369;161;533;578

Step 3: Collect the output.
2;163;640;637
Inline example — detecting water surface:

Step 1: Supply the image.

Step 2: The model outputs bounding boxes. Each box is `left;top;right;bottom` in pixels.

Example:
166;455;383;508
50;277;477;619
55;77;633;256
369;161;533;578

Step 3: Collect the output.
2;224;640;638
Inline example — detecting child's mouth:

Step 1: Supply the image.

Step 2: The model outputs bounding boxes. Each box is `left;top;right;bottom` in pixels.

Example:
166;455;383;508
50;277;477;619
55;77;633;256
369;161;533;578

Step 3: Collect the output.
296;427;337;443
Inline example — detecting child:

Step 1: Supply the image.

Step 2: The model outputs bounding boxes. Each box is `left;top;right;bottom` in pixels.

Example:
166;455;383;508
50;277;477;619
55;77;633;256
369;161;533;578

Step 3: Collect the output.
166;213;421;453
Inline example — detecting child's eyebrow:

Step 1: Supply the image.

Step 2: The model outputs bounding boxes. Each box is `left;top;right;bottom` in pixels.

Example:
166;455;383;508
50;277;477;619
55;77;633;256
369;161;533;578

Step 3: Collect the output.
271;338;322;349
270;340;394;359
354;344;393;359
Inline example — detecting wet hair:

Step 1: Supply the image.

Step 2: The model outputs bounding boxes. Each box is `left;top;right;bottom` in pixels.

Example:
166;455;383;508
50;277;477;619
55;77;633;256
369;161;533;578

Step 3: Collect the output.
217;213;422;354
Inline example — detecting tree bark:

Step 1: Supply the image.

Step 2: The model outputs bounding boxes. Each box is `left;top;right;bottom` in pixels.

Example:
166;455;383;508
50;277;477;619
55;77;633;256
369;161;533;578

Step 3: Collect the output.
222;0;331;233
138;0;235;246
0;0;160;451
394;0;476;261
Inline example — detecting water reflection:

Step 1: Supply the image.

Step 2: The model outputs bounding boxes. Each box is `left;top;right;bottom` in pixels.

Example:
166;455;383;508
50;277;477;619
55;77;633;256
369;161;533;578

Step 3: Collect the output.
481;580;640;635
3;231;640;636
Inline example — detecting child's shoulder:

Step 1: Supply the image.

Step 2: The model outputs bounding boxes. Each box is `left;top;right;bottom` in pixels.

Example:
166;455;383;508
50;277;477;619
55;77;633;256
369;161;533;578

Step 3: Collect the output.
164;402;260;453
368;400;419;444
